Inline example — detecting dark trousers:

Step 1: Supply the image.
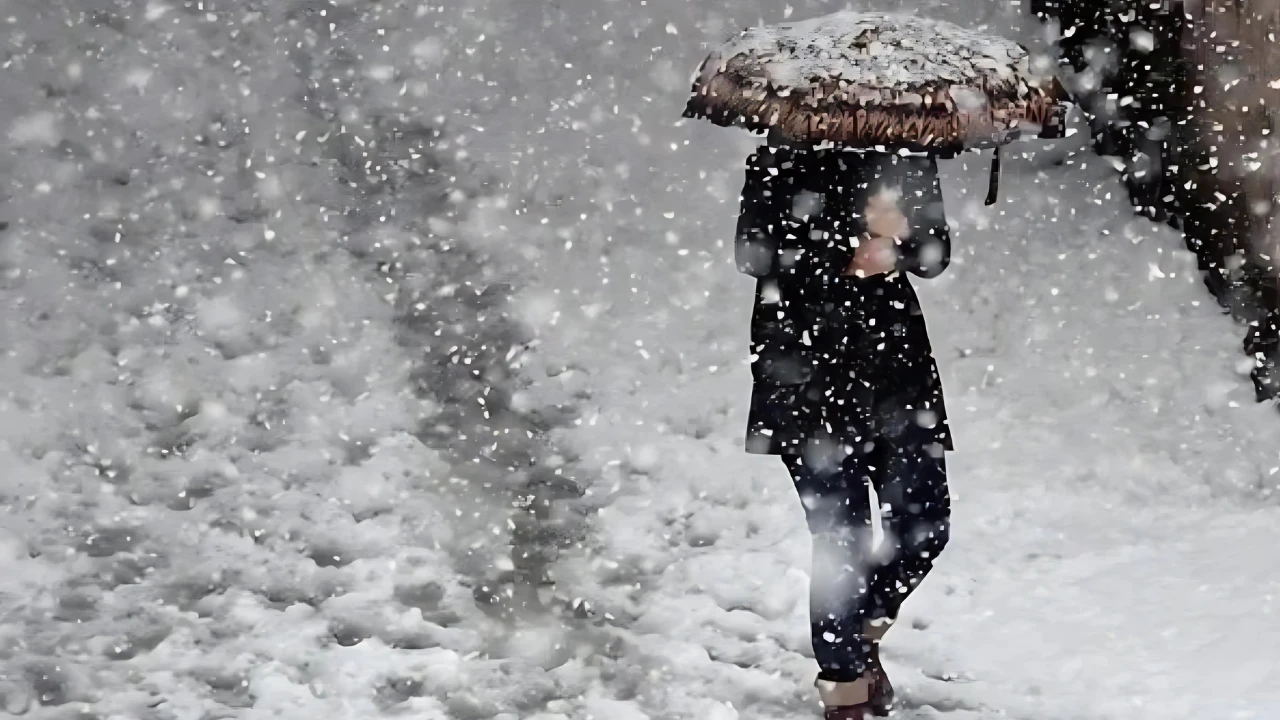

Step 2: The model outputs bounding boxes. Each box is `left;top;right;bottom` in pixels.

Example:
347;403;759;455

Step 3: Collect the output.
783;430;950;682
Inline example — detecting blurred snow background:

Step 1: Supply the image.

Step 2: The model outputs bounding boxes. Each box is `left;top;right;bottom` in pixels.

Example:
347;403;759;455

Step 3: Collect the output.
3;0;1280;719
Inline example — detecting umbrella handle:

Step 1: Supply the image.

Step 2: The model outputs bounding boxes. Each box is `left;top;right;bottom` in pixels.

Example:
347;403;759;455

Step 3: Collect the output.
984;147;1001;206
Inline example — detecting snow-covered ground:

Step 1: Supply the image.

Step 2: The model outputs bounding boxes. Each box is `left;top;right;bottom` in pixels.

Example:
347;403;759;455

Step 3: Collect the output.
3;1;1280;719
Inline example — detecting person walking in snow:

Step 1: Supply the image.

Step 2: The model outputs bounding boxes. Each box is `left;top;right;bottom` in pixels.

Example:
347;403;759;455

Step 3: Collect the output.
685;13;1065;717
735;136;953;719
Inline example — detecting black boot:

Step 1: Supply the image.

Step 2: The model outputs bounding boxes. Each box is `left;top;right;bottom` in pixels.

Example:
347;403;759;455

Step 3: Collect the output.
868;643;895;716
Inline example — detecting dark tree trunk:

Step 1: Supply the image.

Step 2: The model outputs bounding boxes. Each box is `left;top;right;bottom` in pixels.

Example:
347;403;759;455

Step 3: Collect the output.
1032;0;1280;403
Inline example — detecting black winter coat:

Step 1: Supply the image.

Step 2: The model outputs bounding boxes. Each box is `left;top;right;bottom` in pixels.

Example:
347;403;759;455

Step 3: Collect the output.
737;145;953;458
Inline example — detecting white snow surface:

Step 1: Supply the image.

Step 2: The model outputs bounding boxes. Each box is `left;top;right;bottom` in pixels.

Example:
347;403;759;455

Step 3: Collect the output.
706;12;1031;92
3;0;1280;719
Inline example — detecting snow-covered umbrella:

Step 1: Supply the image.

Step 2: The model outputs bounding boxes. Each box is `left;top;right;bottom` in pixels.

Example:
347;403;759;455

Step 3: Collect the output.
683;12;1070;202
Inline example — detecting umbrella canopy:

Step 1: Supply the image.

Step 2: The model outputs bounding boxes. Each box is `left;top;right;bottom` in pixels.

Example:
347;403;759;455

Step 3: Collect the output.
684;12;1069;154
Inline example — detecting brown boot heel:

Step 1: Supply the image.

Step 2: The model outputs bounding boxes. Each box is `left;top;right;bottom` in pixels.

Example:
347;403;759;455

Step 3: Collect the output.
868;643;895;716
824;704;874;720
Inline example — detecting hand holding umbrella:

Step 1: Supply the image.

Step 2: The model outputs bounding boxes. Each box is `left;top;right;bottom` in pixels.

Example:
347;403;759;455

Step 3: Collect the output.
846;189;911;277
